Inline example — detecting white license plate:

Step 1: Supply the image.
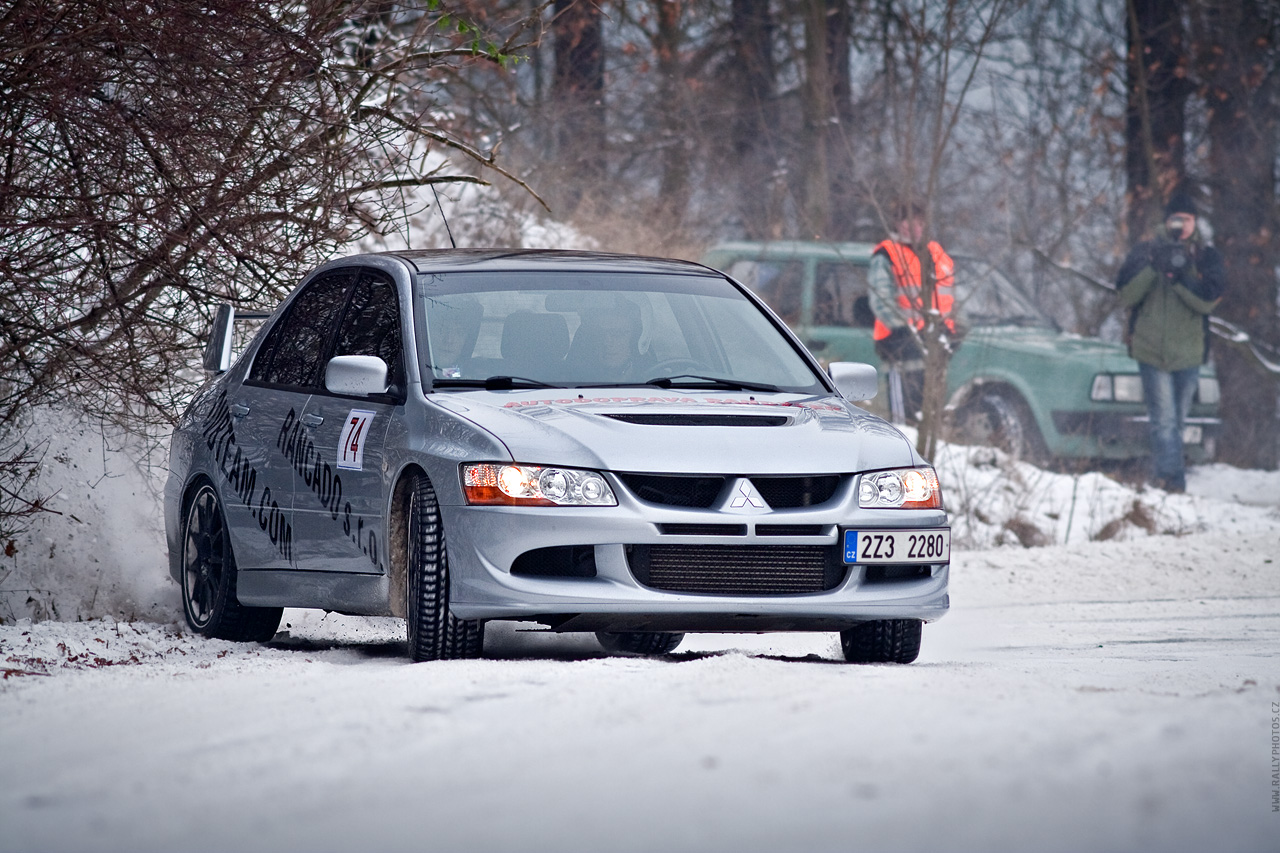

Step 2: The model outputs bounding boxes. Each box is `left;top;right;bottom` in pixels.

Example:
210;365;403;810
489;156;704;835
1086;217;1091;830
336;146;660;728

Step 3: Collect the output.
1182;425;1202;444
843;529;950;564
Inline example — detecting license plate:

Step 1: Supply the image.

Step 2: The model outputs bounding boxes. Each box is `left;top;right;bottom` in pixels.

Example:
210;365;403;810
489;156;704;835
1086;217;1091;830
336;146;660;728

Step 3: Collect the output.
843;529;950;564
1182;425;1202;444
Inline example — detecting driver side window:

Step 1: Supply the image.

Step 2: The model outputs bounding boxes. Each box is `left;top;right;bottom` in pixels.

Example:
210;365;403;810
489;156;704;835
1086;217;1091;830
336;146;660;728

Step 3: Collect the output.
331;272;404;390
248;271;356;390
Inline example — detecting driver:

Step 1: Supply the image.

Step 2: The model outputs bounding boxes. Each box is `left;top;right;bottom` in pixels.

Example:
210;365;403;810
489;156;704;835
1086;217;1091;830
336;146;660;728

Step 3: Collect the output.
568;300;644;379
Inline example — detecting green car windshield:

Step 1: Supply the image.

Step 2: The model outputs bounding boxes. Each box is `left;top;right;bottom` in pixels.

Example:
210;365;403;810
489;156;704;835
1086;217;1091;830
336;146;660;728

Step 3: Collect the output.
951;257;1054;329
416;271;827;393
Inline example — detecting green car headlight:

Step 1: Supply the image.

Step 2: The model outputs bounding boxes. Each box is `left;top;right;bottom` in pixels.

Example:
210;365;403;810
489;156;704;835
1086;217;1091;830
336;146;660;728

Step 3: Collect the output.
1197;377;1220;405
1090;373;1143;403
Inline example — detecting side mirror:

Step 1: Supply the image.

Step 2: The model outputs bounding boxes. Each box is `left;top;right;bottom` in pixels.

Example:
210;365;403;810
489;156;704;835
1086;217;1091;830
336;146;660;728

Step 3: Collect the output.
202;304;235;374
829;362;878;402
325;355;389;397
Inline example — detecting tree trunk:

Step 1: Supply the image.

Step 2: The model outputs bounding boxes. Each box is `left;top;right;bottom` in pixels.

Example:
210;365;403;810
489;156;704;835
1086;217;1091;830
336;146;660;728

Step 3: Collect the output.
552;0;606;211
915;225;950;463
1199;0;1280;470
1124;0;1192;241
730;0;779;240
825;0;856;239
801;0;834;239
653;0;691;224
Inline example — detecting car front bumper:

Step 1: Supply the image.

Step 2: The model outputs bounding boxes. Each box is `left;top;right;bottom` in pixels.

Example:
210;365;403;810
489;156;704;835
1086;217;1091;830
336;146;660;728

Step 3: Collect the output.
442;483;950;633
1050;410;1221;461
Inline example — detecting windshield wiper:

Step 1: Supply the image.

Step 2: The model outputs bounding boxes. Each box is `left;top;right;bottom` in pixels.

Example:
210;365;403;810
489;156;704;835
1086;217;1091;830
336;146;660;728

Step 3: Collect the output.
433;376;563;390
643;374;784;393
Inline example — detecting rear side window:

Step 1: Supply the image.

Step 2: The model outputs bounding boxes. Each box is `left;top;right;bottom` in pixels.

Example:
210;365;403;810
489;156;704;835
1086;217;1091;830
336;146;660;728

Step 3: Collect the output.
249;270;356;389
726;259;803;325
814;262;871;327
332;273;403;388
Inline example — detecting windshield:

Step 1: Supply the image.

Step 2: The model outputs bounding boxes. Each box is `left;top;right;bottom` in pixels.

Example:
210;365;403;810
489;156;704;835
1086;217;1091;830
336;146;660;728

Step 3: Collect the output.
415;271;825;393
950;257;1053;329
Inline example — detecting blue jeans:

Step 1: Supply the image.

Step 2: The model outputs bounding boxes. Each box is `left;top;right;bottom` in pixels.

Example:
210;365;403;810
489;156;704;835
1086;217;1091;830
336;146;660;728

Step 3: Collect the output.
1138;363;1199;491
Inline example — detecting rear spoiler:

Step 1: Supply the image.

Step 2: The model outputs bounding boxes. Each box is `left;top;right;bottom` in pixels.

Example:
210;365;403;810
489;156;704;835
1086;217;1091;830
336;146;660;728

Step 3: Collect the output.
202;304;271;374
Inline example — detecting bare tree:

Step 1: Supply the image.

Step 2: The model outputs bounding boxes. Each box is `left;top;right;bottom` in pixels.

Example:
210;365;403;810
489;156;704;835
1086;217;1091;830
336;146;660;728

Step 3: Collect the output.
0;0;539;529
550;0;606;212
728;0;782;239
851;0;1016;460
1192;0;1280;469
1124;0;1193;241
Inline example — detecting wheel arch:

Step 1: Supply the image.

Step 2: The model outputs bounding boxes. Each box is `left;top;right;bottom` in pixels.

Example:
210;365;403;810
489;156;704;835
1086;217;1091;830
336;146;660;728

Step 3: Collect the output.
169;473;222;584
386;463;429;618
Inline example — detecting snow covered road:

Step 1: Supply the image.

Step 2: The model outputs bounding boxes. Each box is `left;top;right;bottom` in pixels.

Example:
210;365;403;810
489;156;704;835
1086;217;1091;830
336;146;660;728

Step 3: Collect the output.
2;524;1278;853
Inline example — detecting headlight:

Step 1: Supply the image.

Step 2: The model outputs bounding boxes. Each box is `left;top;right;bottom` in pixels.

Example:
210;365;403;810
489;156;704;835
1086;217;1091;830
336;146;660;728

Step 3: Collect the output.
1197;376;1220;405
1090;373;1143;402
462;463;617;507
858;467;943;509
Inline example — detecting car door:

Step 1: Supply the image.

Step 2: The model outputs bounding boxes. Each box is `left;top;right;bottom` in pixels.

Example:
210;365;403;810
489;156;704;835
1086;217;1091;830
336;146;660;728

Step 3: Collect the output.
225;269;357;570
291;269;403;575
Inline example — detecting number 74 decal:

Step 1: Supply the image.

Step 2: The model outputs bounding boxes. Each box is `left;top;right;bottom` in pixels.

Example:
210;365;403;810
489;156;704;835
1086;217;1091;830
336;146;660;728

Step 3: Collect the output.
338;409;376;471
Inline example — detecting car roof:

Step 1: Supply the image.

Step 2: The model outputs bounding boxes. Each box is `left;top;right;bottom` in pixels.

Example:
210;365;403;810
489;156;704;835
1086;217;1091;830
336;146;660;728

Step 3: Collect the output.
359;248;718;277
702;241;876;263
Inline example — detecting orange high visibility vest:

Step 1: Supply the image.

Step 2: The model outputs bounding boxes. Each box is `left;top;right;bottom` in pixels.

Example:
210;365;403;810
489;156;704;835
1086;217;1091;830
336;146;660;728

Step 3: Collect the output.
872;240;956;341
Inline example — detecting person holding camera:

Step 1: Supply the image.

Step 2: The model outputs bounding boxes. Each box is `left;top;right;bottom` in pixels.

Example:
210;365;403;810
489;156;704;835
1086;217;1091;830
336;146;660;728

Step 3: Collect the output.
1115;190;1225;493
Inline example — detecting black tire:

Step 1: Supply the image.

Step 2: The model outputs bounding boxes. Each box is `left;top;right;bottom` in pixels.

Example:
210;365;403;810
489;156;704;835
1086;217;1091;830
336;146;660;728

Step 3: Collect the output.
180;483;282;642
406;474;483;662
839;619;922;664
951;391;1043;462
596;631;685;655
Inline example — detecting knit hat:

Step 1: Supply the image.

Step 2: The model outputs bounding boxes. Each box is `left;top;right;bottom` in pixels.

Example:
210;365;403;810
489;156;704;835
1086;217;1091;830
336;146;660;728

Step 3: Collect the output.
1164;190;1197;218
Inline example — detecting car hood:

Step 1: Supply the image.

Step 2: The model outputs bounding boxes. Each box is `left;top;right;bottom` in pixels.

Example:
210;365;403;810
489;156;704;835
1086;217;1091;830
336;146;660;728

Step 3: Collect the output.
965;325;1138;372
428;389;922;474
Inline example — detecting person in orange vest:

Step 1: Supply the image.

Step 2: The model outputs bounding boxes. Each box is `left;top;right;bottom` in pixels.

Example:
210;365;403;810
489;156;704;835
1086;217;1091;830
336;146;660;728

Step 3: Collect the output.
868;203;956;423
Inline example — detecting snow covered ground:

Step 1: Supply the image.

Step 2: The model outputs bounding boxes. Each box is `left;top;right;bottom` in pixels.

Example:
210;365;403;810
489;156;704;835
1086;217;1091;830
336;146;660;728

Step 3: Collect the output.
2;445;1278;852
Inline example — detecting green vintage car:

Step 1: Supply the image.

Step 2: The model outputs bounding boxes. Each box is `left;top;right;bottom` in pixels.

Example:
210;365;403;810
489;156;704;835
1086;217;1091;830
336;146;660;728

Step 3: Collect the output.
700;241;1220;464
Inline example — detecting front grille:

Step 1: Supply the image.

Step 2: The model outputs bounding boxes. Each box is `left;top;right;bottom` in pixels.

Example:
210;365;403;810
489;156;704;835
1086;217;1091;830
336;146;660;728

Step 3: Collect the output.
751;476;841;508
658;523;747;536
510;545;597;578
602;413;789;427
627;544;844;595
616;473;726;508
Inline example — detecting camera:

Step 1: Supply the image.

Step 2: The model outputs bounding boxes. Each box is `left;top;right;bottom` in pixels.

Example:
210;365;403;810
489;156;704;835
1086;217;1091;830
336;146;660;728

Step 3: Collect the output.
1152;243;1189;275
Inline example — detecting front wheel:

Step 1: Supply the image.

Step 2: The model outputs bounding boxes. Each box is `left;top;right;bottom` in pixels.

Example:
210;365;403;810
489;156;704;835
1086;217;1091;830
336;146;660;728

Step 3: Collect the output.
180;483;281;642
596;631;684;655
839;620;922;664
405;474;483;662
951;391;1043;462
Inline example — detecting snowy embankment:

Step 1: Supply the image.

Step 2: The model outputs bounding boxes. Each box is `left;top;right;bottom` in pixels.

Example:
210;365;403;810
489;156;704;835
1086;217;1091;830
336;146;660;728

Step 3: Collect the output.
1;410;1279;852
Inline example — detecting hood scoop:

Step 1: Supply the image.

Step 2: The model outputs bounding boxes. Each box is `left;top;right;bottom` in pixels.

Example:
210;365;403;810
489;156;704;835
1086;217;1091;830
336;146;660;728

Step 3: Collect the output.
600;413;790;427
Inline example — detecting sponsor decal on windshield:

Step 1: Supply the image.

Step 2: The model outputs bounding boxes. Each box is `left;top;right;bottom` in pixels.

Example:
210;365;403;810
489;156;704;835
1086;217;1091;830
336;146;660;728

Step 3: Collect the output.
501;396;842;411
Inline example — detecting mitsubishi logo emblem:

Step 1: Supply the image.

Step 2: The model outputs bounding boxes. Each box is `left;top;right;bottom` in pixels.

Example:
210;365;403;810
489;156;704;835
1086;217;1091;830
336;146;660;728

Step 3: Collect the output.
729;479;768;510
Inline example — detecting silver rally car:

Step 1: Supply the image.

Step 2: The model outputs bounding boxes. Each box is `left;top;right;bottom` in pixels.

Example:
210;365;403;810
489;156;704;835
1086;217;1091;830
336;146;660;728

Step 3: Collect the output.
165;250;950;663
